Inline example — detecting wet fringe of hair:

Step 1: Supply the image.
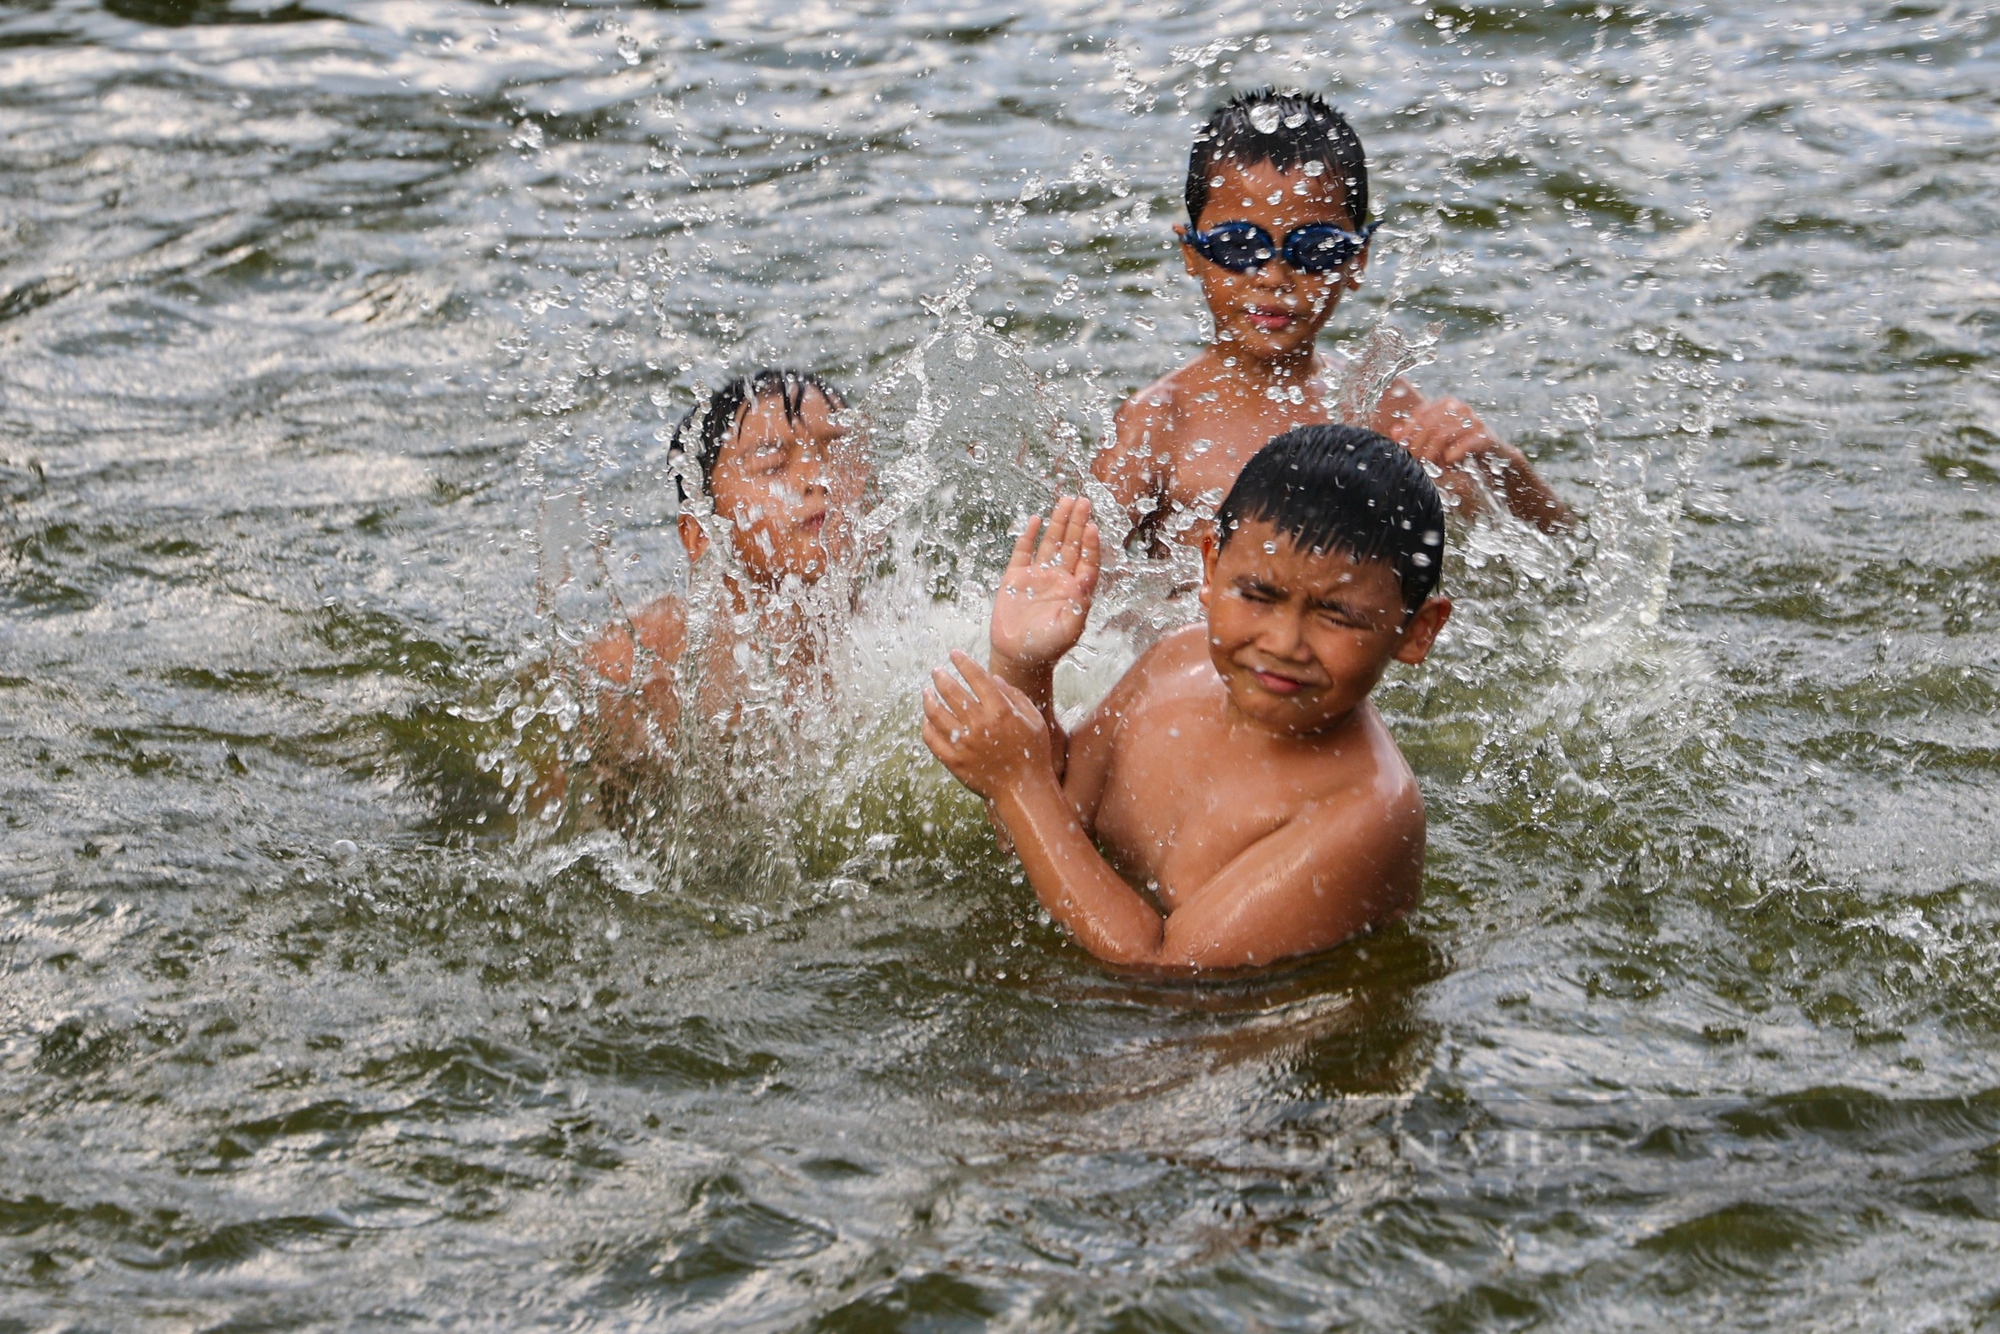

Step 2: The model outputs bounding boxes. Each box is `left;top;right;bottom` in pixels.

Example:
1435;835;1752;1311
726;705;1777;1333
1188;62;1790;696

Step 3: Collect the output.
1186;87;1370;230
1214;424;1446;613
668;368;847;503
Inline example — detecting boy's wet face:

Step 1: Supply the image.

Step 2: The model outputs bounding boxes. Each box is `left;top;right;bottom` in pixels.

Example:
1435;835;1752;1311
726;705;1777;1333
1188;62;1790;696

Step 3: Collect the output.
1180;158;1365;365
708;389;866;588
1199;518;1447;736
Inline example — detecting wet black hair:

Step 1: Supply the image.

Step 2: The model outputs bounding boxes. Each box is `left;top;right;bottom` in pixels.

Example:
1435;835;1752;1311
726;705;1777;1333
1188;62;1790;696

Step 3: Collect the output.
670;368;847;501
1185;89;1370;230
1214;425;1445;613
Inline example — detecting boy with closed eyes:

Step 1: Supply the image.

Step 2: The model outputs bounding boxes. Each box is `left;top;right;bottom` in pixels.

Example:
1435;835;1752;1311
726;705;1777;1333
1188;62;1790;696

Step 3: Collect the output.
527;369;866;822
925;426;1451;973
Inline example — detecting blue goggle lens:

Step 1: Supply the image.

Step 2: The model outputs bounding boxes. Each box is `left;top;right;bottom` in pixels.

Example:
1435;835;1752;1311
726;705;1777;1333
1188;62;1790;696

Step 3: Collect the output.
1192;221;1376;274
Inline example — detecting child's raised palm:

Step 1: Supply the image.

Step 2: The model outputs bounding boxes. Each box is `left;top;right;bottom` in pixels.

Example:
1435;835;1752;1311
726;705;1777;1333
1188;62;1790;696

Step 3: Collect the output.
990;497;1101;668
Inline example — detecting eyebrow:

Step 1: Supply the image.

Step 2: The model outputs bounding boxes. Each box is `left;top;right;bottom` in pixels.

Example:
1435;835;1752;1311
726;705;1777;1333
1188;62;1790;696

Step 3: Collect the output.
1309;594;1375;618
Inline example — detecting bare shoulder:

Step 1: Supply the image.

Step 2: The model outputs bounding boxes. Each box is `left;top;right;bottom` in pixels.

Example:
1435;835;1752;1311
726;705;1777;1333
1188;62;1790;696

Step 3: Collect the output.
584;595;686;684
1138;622;1212;673
628;596;687;659
1113;365;1189;428
1368;373;1426;438
1127;623;1210;686
1104;625;1214;716
1283;707;1428;922
1074;624;1207;739
1328;705;1427;848
1101;368;1187;487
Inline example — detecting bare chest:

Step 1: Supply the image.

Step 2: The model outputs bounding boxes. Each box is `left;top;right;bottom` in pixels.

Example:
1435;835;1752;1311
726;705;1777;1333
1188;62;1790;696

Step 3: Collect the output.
1162;395;1337;512
1090;707;1334;909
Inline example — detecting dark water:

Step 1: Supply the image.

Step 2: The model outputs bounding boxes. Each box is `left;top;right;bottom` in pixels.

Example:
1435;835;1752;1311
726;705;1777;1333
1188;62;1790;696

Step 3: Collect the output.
5;0;1999;1327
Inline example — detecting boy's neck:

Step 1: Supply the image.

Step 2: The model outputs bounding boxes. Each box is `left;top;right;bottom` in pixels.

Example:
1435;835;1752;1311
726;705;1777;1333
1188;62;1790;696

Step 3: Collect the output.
1206;339;1320;391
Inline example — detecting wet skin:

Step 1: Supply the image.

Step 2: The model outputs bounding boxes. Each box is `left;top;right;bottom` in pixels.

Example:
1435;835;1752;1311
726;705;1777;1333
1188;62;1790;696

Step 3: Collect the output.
1095;158;1570;548
924;497;1452;972
529;388;865;813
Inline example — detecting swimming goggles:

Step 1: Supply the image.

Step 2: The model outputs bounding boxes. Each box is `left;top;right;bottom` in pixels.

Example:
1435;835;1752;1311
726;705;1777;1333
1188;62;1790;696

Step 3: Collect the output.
1185;218;1380;274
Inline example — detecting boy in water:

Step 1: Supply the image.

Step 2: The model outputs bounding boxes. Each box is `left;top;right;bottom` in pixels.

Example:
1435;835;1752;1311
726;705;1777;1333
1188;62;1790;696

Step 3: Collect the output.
533;369;865;813
1095;89;1569;552
924;425;1450;972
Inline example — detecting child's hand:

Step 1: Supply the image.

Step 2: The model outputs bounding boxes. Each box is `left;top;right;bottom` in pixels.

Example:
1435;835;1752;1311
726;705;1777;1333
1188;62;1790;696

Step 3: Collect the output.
989;497;1100;670
1378;384;1573;531
923;650;1056;801
1390;393;1514;474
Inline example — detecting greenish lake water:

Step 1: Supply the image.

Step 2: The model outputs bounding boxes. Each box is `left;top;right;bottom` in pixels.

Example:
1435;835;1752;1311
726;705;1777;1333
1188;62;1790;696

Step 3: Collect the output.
3;0;1997;1327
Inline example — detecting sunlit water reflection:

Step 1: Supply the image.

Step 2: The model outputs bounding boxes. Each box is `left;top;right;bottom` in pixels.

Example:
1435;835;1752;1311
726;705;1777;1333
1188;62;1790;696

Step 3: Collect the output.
3;0;1998;1327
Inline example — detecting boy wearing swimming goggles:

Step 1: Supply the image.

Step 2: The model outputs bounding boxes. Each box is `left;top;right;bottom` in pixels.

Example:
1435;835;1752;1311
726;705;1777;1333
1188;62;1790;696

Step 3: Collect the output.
1094;90;1569;553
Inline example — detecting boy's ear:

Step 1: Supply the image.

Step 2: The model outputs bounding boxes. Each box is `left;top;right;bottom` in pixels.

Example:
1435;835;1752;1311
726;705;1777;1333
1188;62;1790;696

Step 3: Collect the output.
1342;239;1371;293
1175;223;1206;282
1197;530;1219;612
1392;595;1451;665
676;513;710;565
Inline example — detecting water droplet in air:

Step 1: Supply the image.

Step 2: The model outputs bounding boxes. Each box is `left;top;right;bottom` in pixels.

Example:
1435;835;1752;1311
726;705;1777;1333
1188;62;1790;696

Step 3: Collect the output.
734;90;747;105
1249;104;1282;134
331;839;359;861
1303;160;1325;177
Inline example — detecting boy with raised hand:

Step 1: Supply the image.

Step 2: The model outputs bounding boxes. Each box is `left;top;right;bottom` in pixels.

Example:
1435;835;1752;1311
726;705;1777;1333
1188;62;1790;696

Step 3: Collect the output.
1095;89;1570;554
924;426;1452;973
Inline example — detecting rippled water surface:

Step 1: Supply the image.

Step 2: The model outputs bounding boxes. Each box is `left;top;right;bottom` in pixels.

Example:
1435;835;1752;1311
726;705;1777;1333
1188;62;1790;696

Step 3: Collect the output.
4;0;1999;1327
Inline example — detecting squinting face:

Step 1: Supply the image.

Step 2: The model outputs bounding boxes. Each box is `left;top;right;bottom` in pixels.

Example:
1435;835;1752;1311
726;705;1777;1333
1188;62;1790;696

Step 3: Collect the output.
708;389;867;588
1179;158;1367;363
1199;518;1449;736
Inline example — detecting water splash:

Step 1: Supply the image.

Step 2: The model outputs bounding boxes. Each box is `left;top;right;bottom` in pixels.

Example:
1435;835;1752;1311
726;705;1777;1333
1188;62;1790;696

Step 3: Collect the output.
1332;319;1443;429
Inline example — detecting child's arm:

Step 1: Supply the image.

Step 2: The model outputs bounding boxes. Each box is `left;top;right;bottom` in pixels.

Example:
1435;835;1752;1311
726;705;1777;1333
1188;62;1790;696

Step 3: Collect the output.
1092;391;1175;552
923;654;1422;971
1374;380;1572;532
986;497;1099;771
521;598;682;825
581;599;685;759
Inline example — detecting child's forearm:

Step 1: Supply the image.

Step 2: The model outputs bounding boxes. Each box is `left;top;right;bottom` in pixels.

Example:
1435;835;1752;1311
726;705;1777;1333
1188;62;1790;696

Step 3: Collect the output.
1485;450;1573;532
988;652;1054;715
993;773;1165;966
988;652;1067;777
